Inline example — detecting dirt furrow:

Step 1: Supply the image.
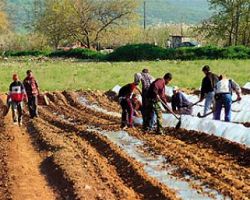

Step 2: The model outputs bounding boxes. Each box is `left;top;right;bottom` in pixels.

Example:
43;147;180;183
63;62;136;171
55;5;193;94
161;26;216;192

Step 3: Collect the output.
28;117;142;200
0;96;58;200
127;129;250;199
0;98;11;200
38;105;179;200
59;91;250;199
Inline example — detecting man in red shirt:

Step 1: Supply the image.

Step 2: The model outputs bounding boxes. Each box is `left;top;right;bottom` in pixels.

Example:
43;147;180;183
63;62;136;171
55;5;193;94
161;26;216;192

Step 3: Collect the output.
9;74;26;125
23;70;39;119
118;82;141;128
146;73;173;134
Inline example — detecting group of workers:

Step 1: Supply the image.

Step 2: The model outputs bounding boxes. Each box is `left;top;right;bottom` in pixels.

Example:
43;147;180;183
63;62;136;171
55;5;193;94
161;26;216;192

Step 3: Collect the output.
6;65;241;132
7;70;39;126
118;65;242;134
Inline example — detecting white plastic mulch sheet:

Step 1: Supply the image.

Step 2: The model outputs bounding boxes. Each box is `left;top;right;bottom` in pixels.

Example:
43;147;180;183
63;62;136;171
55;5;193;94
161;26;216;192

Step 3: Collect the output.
88;128;228;200
113;85;250;123
243;82;250;90
78;95;250;148
187;93;250;123
161;114;250;147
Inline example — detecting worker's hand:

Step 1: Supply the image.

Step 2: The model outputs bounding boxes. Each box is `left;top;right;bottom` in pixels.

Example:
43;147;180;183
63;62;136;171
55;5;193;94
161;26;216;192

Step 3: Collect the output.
236;96;242;101
174;110;180;115
24;98;28;103
156;95;161;101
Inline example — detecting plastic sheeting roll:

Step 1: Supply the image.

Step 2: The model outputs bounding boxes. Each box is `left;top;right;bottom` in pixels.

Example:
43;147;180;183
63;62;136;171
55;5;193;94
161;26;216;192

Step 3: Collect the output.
161;114;250;147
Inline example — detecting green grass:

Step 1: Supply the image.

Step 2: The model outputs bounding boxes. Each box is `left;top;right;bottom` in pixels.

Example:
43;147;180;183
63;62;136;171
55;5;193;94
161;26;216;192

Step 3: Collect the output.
0;58;249;92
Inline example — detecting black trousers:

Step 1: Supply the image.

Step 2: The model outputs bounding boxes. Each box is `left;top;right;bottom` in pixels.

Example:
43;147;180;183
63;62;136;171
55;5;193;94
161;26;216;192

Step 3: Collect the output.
28;95;38;118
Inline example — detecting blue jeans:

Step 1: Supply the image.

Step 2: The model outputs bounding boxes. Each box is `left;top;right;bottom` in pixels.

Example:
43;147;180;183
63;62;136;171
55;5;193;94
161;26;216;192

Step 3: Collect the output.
214;94;232;122
149;111;156;128
204;92;214;115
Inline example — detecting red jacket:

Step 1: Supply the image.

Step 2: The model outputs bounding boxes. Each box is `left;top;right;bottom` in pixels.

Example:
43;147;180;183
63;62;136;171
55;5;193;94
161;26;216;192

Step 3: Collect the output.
9;81;26;102
147;78;167;104
118;83;137;98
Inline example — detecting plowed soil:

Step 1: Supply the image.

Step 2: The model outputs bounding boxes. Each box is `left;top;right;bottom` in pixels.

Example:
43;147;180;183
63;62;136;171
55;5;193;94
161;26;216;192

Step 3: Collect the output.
0;91;249;200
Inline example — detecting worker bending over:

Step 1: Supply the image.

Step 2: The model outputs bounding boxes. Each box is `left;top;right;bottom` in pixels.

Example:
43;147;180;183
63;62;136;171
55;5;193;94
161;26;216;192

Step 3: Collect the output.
171;86;193;115
118;82;141;129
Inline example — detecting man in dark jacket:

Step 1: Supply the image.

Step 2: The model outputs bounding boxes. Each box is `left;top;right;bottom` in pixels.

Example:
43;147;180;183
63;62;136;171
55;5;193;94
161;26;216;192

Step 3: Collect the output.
171;86;192;115
118;82;141;128
23;70;39;118
9;74;26;125
146;73;172;134
200;65;219;115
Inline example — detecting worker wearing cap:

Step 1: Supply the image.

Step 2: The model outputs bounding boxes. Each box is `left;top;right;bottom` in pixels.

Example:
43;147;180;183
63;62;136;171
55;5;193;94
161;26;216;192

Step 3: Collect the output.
8;74;26;125
171;86;193;115
23;70;39;118
214;75;241;122
200;65;219;115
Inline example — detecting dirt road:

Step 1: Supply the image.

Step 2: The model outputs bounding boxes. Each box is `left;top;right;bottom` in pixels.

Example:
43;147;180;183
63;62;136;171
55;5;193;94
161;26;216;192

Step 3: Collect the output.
0;96;58;200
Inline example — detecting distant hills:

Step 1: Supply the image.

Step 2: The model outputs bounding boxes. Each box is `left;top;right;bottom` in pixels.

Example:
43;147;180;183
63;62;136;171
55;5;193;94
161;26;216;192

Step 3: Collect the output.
6;0;212;32
139;0;212;25
6;0;35;32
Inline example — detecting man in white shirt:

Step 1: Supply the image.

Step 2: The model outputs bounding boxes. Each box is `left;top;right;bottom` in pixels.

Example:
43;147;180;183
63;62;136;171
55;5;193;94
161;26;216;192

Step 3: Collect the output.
214;75;241;122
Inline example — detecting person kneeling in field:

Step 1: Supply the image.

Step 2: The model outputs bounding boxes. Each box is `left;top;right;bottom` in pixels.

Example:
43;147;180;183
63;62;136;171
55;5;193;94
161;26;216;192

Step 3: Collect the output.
171;86;193;115
118;82;141;129
214;75;241;122
131;94;142;117
8;74;27;126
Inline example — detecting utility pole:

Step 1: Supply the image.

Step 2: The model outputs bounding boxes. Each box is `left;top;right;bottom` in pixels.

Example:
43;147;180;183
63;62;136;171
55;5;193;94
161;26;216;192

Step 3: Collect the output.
143;1;146;30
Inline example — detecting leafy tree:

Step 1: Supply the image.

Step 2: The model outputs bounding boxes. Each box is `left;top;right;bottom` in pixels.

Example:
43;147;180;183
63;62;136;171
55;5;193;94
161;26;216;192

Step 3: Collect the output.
36;0;138;49
0;1;9;34
196;0;250;46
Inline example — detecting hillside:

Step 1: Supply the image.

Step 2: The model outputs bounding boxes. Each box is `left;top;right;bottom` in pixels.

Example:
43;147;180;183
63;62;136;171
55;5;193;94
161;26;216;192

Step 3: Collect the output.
6;0;212;32
140;0;212;25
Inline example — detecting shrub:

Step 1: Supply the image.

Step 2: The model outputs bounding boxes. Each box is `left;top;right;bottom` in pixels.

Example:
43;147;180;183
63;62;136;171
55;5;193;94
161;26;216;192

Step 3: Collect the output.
222;46;250;59
107;44;250;61
4;50;50;57
106;44;167;61
2;44;250;61
49;48;105;60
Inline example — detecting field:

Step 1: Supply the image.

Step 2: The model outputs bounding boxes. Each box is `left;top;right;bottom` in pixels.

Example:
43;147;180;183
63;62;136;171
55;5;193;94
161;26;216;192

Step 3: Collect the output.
0;58;250;199
0;91;249;199
0;58;249;92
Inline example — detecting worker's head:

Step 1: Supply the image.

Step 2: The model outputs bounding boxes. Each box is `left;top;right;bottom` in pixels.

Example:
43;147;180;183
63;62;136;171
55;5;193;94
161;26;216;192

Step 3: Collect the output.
163;73;172;85
12;74;19;81
132;94;137;99
219;74;226;80
202;65;210;75
134;72;141;85
142;68;149;73
26;70;33;78
173;86;179;94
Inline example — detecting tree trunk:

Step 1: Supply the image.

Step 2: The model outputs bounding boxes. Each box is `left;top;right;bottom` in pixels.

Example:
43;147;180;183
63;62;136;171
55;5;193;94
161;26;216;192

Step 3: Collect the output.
235;4;241;45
